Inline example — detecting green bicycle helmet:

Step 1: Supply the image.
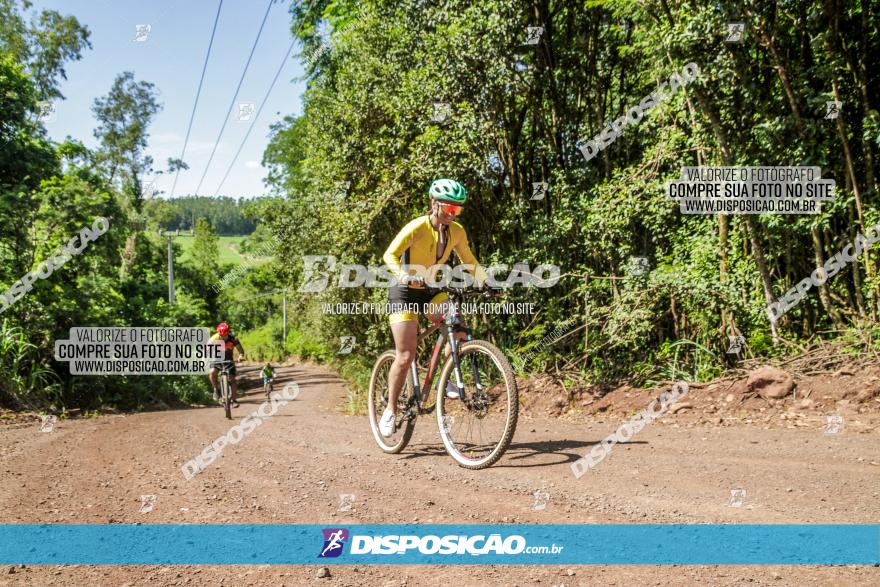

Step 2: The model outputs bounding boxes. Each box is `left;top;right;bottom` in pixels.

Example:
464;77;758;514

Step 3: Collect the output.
428;178;467;204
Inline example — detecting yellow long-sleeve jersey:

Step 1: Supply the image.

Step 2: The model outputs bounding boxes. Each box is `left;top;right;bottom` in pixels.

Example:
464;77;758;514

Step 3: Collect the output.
382;216;488;286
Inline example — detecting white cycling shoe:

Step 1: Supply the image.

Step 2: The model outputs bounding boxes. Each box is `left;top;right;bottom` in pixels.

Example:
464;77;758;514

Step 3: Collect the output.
379;408;396;437
444;381;460;399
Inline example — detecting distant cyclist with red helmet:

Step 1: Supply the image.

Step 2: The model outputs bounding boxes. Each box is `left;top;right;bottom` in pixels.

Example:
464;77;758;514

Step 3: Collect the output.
378;178;489;438
208;322;246;407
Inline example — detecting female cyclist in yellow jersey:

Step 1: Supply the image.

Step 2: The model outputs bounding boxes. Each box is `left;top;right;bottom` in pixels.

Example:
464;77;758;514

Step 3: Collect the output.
378;179;488;437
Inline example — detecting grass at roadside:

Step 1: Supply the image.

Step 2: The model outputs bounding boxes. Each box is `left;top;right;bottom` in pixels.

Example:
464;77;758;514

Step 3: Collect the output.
173;235;266;265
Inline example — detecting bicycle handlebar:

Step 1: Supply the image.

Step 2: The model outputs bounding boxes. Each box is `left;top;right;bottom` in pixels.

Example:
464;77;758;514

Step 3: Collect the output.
213;360;235;370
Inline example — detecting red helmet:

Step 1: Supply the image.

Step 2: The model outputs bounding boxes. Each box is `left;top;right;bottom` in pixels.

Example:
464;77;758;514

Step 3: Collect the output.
216;322;230;336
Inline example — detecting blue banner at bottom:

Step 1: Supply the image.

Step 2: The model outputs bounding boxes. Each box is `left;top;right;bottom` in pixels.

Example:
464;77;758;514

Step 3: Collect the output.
0;524;877;565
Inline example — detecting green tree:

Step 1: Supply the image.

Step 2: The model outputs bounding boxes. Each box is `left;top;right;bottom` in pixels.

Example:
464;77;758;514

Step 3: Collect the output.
0;0;91;100
0;54;58;281
253;0;880;383
191;217;219;275
91;71;161;275
91;71;161;203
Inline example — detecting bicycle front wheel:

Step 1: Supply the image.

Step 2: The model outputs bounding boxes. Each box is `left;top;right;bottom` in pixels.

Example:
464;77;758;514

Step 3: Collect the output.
367;350;416;453
221;374;232;420
436;340;518;469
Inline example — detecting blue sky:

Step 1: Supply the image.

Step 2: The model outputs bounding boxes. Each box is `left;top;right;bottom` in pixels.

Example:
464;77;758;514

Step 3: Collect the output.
31;0;307;199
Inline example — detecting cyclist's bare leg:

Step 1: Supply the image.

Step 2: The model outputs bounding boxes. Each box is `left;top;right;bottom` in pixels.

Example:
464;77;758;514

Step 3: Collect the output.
387;320;418;414
230;375;238;401
208;368;219;390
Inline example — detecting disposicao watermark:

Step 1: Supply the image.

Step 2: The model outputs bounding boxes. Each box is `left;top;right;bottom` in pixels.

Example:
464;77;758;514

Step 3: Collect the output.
530;182;548;201
767;222;880;322
531;486;550;511
628;256;649;277
298;256;560;292
338;493;355;512
579;62;700;163
181;382;301;480
37;101;56;122
728;489;746;508
727;335;746;354
824;414;844;435
825;101;841;120
134;24;151;42
39;415;57;433
1;217;109;314
725;23;744;43
522;26;544;46
237;102;256;121
139;495;157;513
432;102;452;124
338;336;355;354
570;381;689;478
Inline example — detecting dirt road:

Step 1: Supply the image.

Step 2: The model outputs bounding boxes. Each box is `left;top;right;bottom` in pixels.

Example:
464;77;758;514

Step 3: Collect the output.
1;363;878;586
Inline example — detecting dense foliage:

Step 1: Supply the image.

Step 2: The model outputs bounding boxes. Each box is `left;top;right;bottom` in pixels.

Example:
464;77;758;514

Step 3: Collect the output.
150;196;258;235
245;0;879;384
2;0;879;412
0;0;223;409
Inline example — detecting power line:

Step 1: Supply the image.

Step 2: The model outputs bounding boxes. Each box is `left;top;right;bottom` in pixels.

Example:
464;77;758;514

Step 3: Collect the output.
193;0;276;195
170;0;224;198
211;12;313;197
211;38;296;197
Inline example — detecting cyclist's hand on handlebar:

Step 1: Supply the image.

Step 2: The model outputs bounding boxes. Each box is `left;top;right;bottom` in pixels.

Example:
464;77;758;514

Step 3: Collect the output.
401;274;426;288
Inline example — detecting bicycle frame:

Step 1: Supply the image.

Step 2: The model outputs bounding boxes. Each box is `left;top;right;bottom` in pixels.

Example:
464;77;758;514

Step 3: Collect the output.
214;361;235;389
405;293;483;415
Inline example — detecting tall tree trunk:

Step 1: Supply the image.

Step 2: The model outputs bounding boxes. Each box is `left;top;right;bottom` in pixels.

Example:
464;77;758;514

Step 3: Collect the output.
745;8;804;132
691;88;779;341
682;75;736;338
824;1;877;318
810;224;843;326
847;205;868;317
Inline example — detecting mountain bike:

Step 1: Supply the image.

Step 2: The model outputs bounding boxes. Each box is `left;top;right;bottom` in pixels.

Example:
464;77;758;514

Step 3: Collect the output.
215;360;235;420
367;285;518;469
263;376;274;399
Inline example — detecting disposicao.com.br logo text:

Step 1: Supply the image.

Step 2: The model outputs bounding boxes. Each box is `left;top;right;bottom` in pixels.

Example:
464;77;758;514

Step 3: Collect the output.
318;528;563;557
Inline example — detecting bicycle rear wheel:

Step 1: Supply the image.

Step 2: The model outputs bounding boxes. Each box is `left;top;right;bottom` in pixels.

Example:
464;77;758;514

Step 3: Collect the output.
436;340;518;469
367;350;416;453
221;374;232;420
